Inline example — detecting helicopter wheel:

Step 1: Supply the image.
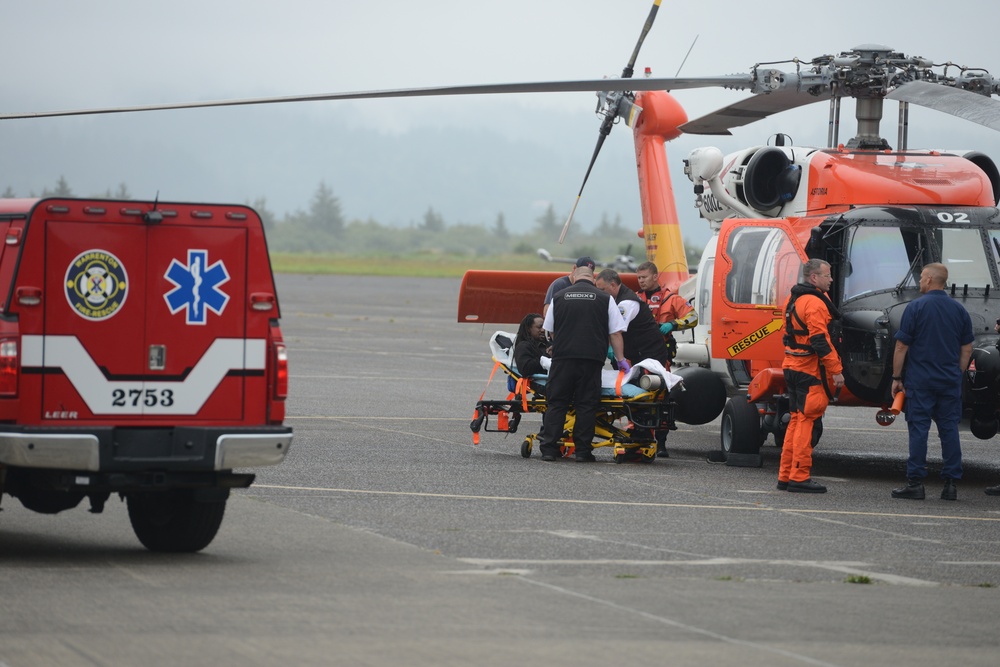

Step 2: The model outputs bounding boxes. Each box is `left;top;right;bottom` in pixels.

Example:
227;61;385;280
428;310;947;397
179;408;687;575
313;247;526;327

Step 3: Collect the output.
721;397;762;457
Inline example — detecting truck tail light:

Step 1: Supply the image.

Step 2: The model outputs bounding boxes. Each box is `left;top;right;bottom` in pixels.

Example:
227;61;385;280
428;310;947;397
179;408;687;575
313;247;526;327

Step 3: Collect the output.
273;342;288;399
0;339;18;396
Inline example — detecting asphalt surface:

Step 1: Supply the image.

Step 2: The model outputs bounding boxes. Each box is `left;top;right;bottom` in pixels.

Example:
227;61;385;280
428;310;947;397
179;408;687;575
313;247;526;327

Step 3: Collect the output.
2;273;1000;667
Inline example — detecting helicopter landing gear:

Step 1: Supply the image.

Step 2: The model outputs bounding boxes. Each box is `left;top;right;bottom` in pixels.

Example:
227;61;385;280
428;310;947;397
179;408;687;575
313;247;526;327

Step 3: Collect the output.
720;397;764;467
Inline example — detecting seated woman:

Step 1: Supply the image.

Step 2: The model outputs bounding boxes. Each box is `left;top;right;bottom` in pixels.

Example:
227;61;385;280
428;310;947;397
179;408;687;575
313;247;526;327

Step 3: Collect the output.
513;312;551;377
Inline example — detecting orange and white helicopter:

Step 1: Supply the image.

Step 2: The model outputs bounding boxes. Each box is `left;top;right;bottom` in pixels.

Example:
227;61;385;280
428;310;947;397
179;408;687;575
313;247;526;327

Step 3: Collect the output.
6;0;1000;464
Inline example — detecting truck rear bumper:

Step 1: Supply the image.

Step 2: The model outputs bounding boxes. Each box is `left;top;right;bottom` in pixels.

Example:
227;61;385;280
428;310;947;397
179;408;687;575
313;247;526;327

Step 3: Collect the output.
0;426;293;472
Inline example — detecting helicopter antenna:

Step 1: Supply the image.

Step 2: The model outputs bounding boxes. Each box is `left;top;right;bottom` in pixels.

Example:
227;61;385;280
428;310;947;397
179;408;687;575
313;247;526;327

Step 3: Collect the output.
559;0;661;244
675;35;699;77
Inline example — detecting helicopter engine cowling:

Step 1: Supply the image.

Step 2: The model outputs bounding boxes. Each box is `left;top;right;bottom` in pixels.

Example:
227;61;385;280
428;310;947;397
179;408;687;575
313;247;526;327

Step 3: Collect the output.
927;150;1000;205
688;145;809;222
965;346;1000;439
743;147;803;212
962;152;999;205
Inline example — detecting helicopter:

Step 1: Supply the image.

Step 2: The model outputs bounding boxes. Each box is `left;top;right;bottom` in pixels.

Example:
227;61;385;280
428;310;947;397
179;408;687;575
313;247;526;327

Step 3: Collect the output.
5;1;1000;466
537;246;639;274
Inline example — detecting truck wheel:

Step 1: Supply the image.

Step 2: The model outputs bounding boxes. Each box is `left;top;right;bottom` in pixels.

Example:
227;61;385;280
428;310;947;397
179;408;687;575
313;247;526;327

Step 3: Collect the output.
721;397;762;456
126;490;227;553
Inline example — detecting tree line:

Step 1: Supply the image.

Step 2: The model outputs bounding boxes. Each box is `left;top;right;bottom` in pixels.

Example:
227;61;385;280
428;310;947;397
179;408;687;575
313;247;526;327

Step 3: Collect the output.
2;177;702;264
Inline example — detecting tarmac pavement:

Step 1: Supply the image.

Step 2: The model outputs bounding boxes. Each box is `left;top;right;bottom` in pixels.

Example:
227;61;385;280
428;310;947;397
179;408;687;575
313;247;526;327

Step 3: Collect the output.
2;273;1000;667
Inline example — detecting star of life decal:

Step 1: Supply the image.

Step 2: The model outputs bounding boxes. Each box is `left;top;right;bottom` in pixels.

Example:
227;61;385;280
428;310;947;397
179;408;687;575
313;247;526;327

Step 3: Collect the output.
164;249;230;325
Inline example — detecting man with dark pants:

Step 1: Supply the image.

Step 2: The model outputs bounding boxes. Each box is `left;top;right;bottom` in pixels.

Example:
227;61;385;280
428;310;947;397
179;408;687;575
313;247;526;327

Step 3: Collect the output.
779;259;844;494
891;263;974;501
539;265;626;462
595;268;671;455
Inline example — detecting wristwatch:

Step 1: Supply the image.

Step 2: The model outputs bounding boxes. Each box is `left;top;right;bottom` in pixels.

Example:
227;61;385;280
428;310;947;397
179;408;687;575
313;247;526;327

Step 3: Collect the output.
892;376;903;381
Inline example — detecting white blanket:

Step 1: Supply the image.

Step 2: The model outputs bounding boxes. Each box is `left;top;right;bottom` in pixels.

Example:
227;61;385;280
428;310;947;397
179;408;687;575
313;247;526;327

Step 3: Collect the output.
491;331;682;392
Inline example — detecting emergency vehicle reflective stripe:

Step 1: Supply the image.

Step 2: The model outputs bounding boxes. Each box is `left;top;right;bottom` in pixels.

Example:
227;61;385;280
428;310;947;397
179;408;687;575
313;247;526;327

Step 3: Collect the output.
21;335;265;415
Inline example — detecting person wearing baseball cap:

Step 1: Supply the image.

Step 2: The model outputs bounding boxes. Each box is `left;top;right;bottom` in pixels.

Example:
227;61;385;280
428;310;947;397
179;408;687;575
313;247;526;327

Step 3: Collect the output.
543;257;596;316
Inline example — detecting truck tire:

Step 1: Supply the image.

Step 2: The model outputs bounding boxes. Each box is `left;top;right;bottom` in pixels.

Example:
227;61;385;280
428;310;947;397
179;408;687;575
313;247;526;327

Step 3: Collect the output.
720;397;763;456
126;490;227;553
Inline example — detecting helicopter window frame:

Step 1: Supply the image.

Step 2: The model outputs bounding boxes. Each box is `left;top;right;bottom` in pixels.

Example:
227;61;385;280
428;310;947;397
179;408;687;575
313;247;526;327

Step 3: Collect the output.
842;221;999;304
842;224;928;301
935;226;995;290
722;224;802;308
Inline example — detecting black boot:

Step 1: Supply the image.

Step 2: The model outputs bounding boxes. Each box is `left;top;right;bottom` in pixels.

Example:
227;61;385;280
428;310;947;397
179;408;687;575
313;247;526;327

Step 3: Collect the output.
787;478;827;494
940;479;958;501
891;480;925;500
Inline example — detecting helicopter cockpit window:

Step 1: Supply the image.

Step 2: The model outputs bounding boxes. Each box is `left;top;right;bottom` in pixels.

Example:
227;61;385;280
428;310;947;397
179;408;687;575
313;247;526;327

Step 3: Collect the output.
938;227;993;288
843;226;928;300
725;226;797;306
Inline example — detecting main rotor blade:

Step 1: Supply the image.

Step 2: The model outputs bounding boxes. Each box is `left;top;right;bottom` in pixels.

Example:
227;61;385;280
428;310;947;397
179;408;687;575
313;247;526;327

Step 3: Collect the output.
621;0;661;79
0;76;754;121
887;80;1000;132
558;0;665;244
560;132;608;244
679;90;829;135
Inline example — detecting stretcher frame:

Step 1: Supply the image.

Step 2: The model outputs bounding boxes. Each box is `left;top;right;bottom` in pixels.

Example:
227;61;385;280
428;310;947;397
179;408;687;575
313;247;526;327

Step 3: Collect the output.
470;355;679;464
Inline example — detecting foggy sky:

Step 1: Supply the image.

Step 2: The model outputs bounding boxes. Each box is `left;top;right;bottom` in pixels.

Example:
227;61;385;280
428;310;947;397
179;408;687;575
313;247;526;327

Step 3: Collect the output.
3;0;999;247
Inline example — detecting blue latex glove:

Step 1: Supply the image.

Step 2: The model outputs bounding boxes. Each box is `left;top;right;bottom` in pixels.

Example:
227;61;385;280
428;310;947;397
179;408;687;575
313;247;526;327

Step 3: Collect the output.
659;322;675;335
607;345;616;361
617;359;631;374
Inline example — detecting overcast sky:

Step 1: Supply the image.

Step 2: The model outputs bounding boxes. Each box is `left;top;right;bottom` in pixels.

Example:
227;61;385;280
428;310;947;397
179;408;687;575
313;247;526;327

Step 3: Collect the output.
3;0;999;246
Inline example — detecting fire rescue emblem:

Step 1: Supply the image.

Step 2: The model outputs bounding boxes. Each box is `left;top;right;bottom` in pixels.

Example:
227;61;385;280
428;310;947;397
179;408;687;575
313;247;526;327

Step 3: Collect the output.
164;249;230;325
65;249;128;320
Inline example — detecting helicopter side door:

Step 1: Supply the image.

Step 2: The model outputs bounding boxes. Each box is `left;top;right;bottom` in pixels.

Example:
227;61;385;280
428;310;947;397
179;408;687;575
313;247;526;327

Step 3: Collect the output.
713;220;806;383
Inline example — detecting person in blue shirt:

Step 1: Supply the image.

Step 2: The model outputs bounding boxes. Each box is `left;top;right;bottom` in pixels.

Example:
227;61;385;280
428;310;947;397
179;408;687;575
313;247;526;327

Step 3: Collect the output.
890;263;974;501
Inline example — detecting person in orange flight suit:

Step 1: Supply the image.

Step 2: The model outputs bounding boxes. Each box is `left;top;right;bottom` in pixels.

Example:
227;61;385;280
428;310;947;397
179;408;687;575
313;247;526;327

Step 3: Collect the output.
634;261;698;368
778;259;844;494
635;261;698;457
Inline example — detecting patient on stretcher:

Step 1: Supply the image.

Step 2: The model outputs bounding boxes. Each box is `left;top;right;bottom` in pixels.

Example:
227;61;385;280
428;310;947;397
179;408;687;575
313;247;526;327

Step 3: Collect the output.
491;330;682;398
473;329;684;462
513;313;551;378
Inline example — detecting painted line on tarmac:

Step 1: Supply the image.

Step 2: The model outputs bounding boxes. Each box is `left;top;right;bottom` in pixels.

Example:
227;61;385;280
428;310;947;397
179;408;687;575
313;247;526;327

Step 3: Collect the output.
254;483;1000;523
516;576;843;667
457;557;937;587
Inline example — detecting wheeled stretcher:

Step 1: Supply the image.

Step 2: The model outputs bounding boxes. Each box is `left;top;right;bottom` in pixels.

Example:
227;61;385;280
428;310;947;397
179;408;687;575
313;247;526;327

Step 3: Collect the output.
470;332;684;463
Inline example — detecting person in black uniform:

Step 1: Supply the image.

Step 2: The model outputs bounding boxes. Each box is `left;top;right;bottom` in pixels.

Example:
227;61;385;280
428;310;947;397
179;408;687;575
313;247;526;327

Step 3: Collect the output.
513;312;550;377
595;268;672;456
542;256;595;317
538;265;627;462
595;269;670;366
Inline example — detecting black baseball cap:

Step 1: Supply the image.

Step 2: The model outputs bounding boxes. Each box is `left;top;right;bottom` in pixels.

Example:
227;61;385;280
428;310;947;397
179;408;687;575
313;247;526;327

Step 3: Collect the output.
575;256;596;269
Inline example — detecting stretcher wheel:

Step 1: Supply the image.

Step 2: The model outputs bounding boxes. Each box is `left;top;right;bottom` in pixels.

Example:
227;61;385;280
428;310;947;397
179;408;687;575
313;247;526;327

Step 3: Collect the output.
520;437;533;458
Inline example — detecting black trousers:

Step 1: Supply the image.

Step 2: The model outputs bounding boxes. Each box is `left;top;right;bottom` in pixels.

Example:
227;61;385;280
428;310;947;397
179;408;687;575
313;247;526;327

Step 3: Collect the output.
539;358;603;457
